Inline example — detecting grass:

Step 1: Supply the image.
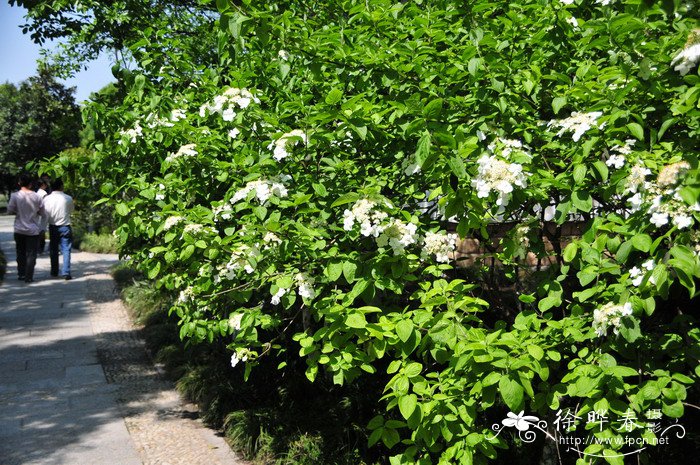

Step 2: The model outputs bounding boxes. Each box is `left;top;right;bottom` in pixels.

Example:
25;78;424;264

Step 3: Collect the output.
110;263;383;465
76;232;119;253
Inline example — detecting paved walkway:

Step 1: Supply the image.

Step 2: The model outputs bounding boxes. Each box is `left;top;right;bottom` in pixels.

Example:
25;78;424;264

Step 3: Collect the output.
0;215;244;465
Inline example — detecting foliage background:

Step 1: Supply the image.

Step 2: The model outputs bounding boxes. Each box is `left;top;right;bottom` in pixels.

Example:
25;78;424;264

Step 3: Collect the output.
18;0;700;463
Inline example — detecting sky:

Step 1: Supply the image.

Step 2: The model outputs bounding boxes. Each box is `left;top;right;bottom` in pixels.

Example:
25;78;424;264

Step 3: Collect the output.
0;2;115;103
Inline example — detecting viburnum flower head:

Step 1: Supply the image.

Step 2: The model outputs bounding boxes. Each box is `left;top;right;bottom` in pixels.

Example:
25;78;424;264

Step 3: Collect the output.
593;302;633;337
472;155;528;206
343;199;389;237
422;231;458;263
165;144;197;163
548;111;604;142
270;287;288;305
671;29;700;76
295;273;316;300
231;176;290;204
228;313;243;331
376;219;419;256
657;161;690;188
269;129;308;161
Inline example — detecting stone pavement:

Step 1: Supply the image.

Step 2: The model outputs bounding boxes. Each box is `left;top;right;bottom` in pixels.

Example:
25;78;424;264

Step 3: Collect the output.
0;215;245;465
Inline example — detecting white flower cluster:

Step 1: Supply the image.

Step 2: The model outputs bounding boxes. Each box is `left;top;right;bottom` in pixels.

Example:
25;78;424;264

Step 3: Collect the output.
376;219;419;256
199;87;259;120
270;287;288;305
177;286;195;304
671;30;700;76
629;259;656;287
627;161;696;229
548;111;604;142
605;139;636;169
163;215;185;231
183;223;215;236
421;231;458;263
230;350;249;368
228;313;243;331
295;273;316;300
231;176;291;204
213;203;234;221
278;49;289;60
343;200;455;260
270;273;317;305
165;143;198;163
472;155;528;207
343;199;389;237
592;302;633;337
216;244;261;280
118;122;143;144
269;129;307;161
155;183;166;201
262;232;282;248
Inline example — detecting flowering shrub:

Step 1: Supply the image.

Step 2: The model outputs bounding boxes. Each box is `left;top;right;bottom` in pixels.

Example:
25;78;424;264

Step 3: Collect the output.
71;0;700;463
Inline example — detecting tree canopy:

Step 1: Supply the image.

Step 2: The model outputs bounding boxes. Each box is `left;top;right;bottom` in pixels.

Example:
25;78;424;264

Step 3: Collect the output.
0;67;81;192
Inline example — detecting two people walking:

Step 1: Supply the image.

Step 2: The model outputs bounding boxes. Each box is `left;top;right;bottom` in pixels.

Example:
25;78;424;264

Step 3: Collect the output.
6;174;74;283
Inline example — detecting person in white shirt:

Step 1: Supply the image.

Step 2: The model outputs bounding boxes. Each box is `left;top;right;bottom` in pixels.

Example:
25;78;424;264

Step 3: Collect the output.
6;173;44;283
43;178;75;280
36;178;50;254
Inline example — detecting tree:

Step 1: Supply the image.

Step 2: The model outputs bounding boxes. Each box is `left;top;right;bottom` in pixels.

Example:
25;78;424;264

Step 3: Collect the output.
0;67;81;193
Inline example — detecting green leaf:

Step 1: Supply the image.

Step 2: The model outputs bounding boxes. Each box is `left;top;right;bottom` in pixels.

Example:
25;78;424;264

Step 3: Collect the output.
398;394;417;420
626;122;644;141
326;261;343;281
552;96;567;115
396;319;414;343
343;260;358;283
115;203;130;216
573;164;587;184
619;317;641;343
527;345;544;361
571;190;593;212
423;98;444;119
332;192;360;208
415;131;432;168
498;376;524;411
467;57;481;76
147;261;161;279
563;242;578;262
631;234;651;252
325;88;343;105
346;313;367;329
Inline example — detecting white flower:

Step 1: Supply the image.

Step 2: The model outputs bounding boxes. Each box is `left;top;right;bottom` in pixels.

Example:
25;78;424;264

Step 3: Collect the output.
593;302;633;337
170;108;187;122
628;193;644;212
295;273;316;300
376;219;419;256
650;211;669;227
231;178;289;204
230;351;249;368
548;111;604;142
177;286;195;304
472;155;528;207
218;244;261;279
165;144;198;163
119;122;143;144
629;266;644;286
270;129;307;161
567;17;579;29
560;0;574;4
228;313;243;331
155;192;165;201
271;287;288;305
672;41;700;76
228;128;240;139
673;213;693;229
606;153;625;169
422;231;458;263
278;49;289;60
625;164;651;194
222;108;237;122
343;199;388;237
657;161;690;187
263;232;282;247
163;216;185;230
642;259;655;271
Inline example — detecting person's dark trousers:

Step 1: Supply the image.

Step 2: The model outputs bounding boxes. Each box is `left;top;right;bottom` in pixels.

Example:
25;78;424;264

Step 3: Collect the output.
49;225;73;277
38;230;46;253
14;233;39;282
